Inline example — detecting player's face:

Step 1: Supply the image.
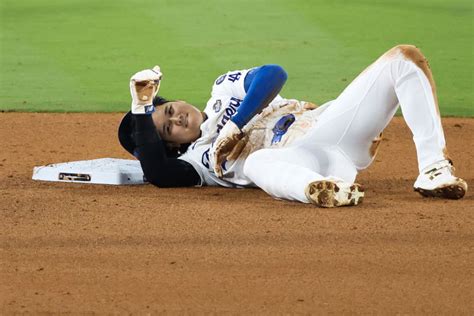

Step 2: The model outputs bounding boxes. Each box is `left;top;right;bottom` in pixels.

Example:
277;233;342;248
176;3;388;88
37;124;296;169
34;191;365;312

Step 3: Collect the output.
152;101;204;144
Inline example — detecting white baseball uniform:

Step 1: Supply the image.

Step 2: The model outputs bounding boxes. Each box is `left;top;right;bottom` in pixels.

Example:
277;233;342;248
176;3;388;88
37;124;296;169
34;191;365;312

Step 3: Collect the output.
180;46;448;203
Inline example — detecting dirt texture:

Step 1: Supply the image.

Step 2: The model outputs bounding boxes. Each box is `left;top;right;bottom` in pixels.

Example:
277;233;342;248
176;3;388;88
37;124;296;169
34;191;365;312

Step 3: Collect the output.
1;113;473;314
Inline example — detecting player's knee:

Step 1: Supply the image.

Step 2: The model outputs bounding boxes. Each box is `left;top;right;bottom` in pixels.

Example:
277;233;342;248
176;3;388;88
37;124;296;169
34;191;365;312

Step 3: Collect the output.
386;44;430;72
397;44;424;61
397;45;433;75
393;44;418;52
386;44;421;59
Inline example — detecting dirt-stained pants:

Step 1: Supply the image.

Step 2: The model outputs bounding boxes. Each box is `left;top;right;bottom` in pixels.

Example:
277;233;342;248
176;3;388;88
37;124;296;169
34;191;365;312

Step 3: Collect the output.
243;45;448;203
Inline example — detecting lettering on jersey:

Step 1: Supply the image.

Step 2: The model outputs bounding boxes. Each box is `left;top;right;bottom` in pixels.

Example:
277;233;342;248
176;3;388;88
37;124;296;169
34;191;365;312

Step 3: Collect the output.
213;99;222;112
216;97;242;134
215;74;226;85
227;72;242;82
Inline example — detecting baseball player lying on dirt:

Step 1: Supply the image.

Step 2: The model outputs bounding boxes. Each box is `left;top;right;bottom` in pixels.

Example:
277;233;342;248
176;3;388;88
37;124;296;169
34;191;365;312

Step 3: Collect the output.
118;44;467;207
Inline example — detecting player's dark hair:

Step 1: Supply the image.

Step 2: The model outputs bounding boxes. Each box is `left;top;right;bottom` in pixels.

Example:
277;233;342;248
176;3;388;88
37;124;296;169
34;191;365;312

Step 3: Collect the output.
153;95;170;107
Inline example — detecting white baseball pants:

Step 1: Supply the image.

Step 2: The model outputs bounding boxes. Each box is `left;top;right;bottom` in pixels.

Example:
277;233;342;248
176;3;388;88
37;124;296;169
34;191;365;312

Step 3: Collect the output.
243;45;448;203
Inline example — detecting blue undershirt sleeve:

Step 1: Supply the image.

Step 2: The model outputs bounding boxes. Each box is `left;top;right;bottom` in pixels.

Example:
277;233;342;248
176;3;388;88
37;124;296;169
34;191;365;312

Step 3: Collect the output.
231;64;287;129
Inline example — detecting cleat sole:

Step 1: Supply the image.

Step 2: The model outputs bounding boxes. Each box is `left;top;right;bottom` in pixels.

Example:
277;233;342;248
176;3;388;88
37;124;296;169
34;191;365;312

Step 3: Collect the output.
306;181;365;208
414;179;467;200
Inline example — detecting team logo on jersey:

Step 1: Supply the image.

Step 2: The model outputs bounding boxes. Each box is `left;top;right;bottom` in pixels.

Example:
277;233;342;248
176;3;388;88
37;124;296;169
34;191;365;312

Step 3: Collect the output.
213;100;222;112
215;74;226;85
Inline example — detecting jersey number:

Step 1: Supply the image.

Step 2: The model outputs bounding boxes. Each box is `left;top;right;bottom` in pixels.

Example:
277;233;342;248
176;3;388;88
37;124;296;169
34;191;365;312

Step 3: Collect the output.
227;72;241;82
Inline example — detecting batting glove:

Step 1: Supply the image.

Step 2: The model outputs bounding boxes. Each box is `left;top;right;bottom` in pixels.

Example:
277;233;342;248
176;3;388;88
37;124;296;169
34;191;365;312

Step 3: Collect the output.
130;66;162;114
210;120;244;178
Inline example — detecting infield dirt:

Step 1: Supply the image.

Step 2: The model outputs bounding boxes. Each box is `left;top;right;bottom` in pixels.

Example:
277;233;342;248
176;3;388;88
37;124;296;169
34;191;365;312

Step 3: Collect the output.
1;113;473;314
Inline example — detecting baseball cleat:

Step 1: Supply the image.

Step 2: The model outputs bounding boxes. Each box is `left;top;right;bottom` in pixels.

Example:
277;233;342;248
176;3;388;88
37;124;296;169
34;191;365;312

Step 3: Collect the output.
305;180;365;208
414;160;467;200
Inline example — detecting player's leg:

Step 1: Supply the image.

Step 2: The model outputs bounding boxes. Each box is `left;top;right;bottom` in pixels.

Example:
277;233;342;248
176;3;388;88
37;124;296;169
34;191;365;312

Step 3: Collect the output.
243;145;364;207
307;44;466;199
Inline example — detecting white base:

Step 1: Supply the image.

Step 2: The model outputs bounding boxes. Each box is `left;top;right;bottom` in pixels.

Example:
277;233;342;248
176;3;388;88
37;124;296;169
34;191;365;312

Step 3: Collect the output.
32;158;146;185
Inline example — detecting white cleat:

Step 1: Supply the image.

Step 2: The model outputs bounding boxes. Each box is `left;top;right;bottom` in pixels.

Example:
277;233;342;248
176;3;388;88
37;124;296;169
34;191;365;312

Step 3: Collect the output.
414;160;467;200
305;180;365;208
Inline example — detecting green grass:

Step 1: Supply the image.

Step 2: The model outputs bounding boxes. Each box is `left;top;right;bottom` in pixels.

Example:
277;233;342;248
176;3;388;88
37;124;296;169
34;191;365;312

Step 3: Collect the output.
1;0;473;115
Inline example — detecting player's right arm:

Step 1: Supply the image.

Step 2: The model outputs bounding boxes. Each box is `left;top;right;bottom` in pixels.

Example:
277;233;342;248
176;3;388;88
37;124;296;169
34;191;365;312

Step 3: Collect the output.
129;67;201;187
133;115;201;187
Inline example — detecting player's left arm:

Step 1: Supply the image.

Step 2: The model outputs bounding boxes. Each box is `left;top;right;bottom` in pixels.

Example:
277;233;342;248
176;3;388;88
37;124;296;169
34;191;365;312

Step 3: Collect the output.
211;64;288;177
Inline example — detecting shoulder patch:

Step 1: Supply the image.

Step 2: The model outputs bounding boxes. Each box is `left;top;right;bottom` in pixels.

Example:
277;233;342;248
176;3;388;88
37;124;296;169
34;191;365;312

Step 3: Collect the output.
213;100;222;112
215;74;226;85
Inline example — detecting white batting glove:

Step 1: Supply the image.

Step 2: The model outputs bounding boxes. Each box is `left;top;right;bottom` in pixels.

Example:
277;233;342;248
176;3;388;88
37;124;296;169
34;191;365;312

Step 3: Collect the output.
210;120;244;178
130;66;162;114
